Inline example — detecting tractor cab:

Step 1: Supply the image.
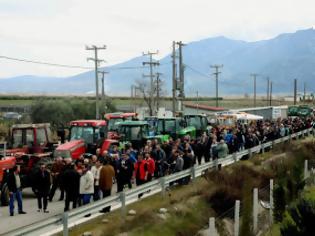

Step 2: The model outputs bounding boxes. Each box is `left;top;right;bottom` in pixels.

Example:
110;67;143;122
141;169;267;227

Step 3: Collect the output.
184;114;210;137
104;112;138;139
117;121;151;150
8;123;53;155
68;120;107;154
55;120;107;159
145;117;196;140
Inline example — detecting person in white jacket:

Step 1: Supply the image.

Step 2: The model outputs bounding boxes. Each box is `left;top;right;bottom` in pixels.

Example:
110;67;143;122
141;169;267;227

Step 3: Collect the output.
79;164;94;205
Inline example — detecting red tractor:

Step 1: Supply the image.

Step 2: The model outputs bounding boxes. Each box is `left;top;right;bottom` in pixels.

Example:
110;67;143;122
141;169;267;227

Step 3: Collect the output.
54;120;119;160
0;123;54;205
104;112;138;139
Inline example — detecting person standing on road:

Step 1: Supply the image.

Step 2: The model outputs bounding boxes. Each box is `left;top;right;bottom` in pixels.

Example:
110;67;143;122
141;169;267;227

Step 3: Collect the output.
99;157;115;213
134;153;147;198
34;163;51;213
116;153;133;192
79;164;94;205
49;156;64;202
145;152;155;182
7;165;26;216
91;159;102;201
63;163;80;212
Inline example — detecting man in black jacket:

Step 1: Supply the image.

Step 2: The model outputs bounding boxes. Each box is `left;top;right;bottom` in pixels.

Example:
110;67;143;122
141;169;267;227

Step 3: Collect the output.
62;163;80;212
7;165;26;216
34;164;51;213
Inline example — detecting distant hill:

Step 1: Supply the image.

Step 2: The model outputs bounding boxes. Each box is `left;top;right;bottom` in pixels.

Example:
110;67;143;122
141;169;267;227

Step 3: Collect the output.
1;28;315;96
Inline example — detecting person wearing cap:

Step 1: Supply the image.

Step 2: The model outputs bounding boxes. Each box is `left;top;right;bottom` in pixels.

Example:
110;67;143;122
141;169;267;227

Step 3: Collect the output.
116;153;133;192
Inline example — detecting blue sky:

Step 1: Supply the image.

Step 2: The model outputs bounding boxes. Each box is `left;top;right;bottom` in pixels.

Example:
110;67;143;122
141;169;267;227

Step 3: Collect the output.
0;0;315;78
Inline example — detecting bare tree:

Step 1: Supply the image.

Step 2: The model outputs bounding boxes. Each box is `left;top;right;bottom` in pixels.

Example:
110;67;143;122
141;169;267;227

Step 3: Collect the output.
135;76;166;116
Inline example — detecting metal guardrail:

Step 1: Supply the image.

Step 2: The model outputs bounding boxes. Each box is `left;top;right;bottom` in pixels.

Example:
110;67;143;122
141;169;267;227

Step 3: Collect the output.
6;127;314;236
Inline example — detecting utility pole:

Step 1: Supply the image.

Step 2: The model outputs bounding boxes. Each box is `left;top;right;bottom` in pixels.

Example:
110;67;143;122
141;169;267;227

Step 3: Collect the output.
294;78;297;105
211;65;223;107
172;41;177;115
269;81;273;106
156;72;162;112
251;73;258;107
196;91;199;114
143;51;159;116
86;45;106;119
304;82;306;103
98;71;108;113
266;77;270;106
176;41;185;112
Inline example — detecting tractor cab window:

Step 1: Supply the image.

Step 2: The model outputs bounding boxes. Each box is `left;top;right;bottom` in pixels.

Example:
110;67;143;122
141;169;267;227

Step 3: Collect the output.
157;120;164;133
165;120;175;132
70;126;94;144
130;126;141;140
36;128;47;146
12;129;23;148
26;129;35;147
108;118;123;131
186;116;201;129
201;117;208;128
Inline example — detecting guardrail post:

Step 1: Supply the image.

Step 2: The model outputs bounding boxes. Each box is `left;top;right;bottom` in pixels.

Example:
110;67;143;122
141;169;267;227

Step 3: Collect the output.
270;179;274;226
308;129;310;136
304;160;309;180
253;188;258;233
191;166;196;180
160;177;166;197
289;134;292;142
233;152;237;162
234;200;240;236
215;158;219;171
120;191;126;218
272;140;275;149
209;217;215;236
248;148;252;158
62;212;69;236
261;143;265;154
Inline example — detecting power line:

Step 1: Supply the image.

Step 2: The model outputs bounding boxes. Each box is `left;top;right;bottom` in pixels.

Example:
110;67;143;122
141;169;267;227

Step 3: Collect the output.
0;55;171;71
0;55;93;69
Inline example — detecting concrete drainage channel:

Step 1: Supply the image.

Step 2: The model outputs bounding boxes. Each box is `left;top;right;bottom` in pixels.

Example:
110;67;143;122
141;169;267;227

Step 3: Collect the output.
5;128;313;236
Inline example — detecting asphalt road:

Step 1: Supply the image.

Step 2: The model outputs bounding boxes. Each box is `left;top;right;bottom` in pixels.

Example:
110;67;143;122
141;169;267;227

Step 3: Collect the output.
0;188;65;235
0;181;125;235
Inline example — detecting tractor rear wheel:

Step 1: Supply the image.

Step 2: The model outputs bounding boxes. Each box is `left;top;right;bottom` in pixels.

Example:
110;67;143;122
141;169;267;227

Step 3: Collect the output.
1;184;10;206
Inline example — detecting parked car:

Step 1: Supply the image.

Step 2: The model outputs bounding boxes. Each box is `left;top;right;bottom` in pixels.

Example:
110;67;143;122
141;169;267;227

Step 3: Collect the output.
2;112;22;120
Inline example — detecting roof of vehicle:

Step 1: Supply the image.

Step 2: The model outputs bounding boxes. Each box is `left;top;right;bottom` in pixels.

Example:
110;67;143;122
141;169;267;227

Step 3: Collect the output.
118;120;148;126
70;120;106;127
104;112;137;120
11;123;50;129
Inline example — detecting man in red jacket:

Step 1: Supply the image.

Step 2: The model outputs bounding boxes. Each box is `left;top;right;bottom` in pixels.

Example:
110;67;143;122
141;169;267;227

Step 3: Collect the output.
134;153;147;186
145;152;155;182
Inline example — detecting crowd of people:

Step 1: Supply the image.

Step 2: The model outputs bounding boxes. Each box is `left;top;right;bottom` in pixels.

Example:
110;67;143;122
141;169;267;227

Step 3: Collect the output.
7;116;315;215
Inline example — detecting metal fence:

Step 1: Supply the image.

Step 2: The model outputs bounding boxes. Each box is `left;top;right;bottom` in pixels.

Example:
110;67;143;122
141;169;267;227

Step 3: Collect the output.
5;127;314;236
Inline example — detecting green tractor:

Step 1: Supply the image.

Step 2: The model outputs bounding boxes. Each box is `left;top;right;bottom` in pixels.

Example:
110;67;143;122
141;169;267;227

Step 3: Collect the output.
184;114;211;137
117;120;164;150
145;117;196;140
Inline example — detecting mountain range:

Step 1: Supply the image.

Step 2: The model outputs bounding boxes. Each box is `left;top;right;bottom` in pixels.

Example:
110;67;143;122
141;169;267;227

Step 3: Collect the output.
1;28;315;96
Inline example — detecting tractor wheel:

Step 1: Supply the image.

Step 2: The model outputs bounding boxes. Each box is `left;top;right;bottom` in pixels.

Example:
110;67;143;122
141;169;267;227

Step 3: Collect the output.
1;184;10;206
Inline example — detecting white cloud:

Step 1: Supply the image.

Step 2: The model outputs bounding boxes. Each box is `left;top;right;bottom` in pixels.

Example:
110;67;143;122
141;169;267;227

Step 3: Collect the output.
0;0;315;77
